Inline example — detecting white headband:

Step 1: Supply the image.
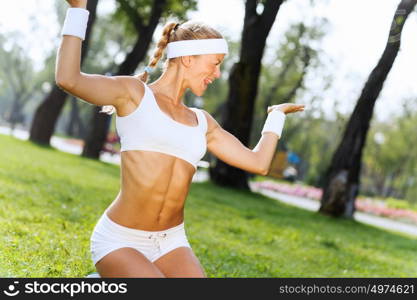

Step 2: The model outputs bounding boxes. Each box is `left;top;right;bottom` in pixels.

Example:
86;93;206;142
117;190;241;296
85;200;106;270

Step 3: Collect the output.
166;38;228;59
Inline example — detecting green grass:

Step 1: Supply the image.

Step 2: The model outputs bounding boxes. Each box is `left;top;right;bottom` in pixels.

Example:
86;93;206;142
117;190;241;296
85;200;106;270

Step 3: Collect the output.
0;134;416;277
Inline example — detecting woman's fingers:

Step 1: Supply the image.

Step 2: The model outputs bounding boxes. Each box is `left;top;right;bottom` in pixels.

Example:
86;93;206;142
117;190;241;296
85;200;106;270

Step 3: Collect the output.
290;105;305;114
268;104;305;114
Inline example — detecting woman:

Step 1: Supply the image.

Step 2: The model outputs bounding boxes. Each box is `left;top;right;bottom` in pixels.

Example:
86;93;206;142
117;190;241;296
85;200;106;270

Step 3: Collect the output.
58;0;305;278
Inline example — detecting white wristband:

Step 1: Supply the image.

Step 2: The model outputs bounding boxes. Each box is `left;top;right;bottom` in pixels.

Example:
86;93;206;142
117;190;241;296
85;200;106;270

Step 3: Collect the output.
261;109;286;138
61;8;90;40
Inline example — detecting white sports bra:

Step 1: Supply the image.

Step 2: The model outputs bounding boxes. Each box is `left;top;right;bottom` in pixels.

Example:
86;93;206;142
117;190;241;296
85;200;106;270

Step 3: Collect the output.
115;82;208;170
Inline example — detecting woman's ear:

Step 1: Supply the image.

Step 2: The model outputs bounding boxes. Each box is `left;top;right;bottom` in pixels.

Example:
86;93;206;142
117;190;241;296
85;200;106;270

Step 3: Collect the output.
180;55;193;68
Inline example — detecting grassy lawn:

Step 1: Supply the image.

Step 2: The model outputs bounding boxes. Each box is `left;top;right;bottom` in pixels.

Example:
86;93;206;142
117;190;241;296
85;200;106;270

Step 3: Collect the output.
0;134;416;277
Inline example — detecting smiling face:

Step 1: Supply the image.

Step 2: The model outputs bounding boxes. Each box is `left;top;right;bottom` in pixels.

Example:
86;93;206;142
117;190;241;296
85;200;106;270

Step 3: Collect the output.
185;53;225;96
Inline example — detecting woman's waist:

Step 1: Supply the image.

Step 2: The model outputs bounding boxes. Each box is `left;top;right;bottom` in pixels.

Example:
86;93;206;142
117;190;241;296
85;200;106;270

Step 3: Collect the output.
118;185;188;207
105;194;185;231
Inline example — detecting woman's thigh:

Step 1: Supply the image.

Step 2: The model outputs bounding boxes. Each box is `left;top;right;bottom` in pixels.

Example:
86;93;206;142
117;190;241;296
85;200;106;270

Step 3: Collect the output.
153;247;206;278
95;247;165;278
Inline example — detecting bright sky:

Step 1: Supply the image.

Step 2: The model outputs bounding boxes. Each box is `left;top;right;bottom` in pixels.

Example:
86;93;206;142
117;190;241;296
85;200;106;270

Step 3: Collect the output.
0;0;416;122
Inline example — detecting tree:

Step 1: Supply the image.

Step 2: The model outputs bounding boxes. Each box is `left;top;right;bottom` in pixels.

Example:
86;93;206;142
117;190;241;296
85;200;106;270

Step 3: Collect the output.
362;101;417;201
319;0;417;217
66;96;86;138
209;0;284;189
0;37;40;132
29;0;99;145
82;0;197;159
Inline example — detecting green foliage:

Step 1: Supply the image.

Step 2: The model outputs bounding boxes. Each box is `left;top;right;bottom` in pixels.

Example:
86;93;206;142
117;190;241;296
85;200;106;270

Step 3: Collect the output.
165;0;197;19
363;102;417;203
286;113;347;186
255;19;328;117
1;135;416;277
113;0;197;38
385;197;416;211
0;33;42;126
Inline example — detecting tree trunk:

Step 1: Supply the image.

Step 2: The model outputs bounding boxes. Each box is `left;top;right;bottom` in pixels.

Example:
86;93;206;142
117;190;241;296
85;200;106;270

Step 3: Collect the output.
66;97;85;138
82;0;167;159
29;0;98;145
319;0;417;218
82;106;112;157
8;95;23;133
209;0;284;189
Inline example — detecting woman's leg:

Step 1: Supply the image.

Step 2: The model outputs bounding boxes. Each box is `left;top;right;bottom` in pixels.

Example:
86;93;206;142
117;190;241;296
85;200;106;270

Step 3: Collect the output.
95;247;165;278
153;247;206;278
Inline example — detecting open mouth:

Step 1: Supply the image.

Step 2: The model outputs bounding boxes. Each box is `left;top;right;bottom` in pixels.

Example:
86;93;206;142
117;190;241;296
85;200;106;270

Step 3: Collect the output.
203;78;213;87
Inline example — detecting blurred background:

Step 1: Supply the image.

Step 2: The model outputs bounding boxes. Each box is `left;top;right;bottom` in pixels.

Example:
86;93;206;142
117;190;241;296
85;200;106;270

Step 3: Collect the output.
0;0;416;210
1;0;417;278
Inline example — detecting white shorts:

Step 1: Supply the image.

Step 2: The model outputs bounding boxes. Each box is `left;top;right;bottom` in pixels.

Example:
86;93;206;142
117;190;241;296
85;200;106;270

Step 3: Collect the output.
90;212;191;265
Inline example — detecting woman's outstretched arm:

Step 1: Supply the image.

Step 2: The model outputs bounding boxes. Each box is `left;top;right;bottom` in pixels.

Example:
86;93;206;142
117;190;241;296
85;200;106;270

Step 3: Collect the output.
204;103;305;175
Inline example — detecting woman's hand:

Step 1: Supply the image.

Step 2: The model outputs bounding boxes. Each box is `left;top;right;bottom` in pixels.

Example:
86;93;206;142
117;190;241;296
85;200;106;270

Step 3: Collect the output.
66;0;87;9
267;103;305;115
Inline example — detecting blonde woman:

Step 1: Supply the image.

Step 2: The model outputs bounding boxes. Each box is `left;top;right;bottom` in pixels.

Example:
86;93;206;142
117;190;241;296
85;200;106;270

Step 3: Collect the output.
57;0;305;278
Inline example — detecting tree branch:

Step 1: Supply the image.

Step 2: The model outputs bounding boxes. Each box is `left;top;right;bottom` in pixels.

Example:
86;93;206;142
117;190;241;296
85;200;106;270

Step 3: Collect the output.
243;0;259;31
147;0;167;30
259;0;284;35
118;0;145;33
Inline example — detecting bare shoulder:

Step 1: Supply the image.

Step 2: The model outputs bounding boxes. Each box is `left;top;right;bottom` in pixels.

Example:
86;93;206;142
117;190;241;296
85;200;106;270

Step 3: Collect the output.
113;75;146;116
199;109;221;134
117;75;145;104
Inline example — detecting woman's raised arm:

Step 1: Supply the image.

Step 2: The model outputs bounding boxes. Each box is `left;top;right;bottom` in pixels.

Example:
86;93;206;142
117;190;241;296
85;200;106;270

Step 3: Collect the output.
56;0;139;111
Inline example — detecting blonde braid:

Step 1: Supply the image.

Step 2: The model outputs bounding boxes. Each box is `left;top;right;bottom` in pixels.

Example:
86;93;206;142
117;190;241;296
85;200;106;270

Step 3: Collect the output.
138;22;178;82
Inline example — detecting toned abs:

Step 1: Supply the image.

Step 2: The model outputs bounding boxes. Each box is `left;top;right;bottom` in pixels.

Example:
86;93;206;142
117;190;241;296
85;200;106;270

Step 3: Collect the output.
106;150;196;231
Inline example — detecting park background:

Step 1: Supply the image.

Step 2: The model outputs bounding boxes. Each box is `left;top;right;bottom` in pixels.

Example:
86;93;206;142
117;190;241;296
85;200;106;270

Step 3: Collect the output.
0;0;416;277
